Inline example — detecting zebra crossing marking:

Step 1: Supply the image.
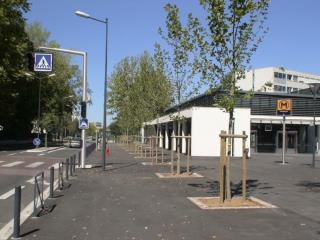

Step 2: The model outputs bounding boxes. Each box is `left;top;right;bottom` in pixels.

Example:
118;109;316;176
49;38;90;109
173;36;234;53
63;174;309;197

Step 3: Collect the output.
1;161;24;167
0;186;26;200
25;162;44;168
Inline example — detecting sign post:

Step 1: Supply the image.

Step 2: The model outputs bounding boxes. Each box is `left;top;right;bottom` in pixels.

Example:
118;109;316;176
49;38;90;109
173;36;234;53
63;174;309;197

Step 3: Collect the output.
277;99;292;165
94;122;102;151
282;114;286;165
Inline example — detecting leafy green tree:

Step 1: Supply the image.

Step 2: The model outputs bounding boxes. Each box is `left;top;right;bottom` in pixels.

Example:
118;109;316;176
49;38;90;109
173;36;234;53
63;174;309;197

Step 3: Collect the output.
108;120;121;136
87;122;97;137
161;0;270;198
108;51;171;133
26;22;82;140
0;0;33;139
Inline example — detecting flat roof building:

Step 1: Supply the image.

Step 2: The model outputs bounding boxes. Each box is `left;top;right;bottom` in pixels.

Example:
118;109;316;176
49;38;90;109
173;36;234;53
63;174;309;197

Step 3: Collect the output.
143;89;320;157
238;67;320;93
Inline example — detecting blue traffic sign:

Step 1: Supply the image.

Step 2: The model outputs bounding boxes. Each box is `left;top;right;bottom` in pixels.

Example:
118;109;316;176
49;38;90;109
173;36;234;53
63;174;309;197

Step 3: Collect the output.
79;118;89;130
34;53;53;72
33;138;41;146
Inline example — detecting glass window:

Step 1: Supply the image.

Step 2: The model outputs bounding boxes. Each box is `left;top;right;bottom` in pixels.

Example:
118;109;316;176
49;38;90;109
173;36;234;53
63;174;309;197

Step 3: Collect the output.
287;87;292;93
287;74;292;80
274;72;279;78
293;75;298;81
274;85;286;92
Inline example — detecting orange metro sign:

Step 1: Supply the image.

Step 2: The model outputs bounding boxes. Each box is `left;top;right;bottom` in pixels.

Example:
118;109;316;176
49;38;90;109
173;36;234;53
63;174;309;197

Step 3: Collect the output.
277;99;292;114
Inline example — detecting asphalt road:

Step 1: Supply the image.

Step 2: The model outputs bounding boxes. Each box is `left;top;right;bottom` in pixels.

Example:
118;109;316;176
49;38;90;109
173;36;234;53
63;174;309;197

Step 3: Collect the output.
15;144;320;240
0;145;81;232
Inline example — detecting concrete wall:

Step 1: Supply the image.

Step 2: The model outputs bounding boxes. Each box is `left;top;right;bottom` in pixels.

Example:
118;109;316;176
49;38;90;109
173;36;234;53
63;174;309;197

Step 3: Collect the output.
191;107;251;157
237;67;274;92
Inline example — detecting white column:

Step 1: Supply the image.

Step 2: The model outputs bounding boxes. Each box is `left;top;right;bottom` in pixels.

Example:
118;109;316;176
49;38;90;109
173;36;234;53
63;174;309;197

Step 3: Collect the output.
173;122;177;151
141;126;145;144
165;123;169;149
159;125;163;148
182;121;186;154
317;125;320;155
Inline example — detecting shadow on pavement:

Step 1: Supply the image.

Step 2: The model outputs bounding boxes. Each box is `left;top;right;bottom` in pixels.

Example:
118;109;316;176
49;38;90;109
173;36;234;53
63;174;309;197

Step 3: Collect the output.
295;181;320;193
20;228;40;238
188;179;274;197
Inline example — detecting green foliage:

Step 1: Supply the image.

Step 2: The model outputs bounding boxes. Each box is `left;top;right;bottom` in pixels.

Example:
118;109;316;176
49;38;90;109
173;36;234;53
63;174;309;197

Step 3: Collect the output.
158;5;199;105
26;22;82;138
108;120;121;136
108;51;172;133
87;122;97;137
0;7;82;140
160;0;270;126
0;0;33;139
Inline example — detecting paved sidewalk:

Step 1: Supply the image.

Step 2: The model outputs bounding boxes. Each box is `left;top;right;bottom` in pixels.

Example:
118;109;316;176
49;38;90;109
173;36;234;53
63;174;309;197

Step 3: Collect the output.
18;144;320;240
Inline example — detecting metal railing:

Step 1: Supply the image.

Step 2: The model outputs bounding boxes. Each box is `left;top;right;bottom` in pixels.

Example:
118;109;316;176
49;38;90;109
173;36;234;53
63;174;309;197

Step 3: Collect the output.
12;151;82;238
33;171;45;217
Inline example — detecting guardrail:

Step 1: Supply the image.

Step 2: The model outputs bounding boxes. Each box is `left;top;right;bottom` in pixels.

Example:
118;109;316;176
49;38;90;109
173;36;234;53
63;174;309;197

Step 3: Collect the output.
86;142;96;157
12;151;81;238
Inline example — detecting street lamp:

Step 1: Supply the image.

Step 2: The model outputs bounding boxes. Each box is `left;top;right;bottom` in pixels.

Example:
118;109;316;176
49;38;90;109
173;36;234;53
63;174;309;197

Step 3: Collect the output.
75;10;109;171
25;72;55;146
308;83;320;168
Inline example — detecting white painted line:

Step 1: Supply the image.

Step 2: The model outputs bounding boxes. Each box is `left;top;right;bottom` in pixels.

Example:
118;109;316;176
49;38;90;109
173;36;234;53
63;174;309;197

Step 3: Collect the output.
7;153;16;156
75;164;92;169
18;151;26;154
0;161;5;164
38;153;46;156
0;180;59;239
1;161;24;167
26;177;34;184
47;147;65;154
26;162;44;168
48;162;59;169
26;177;49;186
0;186;25;200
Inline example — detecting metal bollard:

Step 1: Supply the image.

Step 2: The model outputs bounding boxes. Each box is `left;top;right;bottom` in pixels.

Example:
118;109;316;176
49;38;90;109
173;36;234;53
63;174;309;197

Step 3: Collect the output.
78;151;81;167
70;156;73;177
65;158;69;180
49;167;54;198
58;162;64;190
73;154;76;173
13;186;21;238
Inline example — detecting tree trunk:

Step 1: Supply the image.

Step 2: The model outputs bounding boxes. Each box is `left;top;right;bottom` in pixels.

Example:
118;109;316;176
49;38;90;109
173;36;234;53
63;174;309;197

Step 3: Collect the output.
177;119;181;174
226;109;234;200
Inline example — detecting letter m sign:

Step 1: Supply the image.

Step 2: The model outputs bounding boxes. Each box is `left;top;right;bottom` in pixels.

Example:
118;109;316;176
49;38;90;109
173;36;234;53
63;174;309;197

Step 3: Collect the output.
277;99;292;115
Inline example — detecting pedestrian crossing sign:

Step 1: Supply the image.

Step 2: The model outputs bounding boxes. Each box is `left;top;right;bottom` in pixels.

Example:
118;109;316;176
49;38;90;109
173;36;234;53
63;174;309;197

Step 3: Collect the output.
34;53;53;72
79;118;89;130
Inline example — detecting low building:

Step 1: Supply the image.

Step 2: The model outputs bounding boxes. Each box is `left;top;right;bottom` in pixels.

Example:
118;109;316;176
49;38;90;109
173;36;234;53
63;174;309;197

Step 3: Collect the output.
143;90;320;157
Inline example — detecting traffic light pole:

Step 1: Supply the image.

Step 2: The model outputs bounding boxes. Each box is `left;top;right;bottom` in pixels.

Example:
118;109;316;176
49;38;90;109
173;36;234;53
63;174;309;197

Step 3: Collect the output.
39;47;88;168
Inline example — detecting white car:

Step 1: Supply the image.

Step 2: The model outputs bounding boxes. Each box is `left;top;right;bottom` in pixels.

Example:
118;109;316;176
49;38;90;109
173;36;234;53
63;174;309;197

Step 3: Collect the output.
64;138;82;148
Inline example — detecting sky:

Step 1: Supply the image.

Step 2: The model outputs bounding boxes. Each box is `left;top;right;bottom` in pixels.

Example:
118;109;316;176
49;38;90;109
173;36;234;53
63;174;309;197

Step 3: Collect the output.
25;0;320;124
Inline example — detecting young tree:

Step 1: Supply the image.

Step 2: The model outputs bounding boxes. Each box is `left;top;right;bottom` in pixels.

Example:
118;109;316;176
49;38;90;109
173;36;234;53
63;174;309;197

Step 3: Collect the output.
159;4;202;174
162;0;270;194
